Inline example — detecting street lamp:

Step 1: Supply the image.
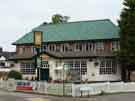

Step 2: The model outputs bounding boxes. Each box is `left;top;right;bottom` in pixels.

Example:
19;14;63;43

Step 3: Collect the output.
34;31;43;81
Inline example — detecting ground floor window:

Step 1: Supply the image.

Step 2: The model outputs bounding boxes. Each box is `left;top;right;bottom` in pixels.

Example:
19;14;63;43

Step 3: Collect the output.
21;63;36;75
64;60;87;75
100;59;117;75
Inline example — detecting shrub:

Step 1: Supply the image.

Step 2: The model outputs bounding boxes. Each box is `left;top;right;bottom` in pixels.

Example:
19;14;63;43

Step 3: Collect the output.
7;70;22;80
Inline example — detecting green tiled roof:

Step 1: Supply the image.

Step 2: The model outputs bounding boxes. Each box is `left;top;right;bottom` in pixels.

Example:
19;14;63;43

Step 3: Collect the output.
13;19;119;45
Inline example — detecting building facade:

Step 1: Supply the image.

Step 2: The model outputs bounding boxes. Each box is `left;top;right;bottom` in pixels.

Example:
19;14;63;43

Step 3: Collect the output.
0;47;16;79
10;19;122;82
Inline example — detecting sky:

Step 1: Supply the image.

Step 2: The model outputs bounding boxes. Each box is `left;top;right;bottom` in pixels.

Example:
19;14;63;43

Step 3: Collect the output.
0;0;124;51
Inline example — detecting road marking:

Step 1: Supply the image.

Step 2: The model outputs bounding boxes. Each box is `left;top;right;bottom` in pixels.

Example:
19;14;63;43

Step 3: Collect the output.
27;98;50;101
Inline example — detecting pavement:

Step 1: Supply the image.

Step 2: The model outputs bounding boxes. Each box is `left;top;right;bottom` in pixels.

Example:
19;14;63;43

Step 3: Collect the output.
0;90;135;101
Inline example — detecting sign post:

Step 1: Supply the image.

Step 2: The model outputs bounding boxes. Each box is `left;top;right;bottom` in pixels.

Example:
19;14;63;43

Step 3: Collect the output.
34;31;43;81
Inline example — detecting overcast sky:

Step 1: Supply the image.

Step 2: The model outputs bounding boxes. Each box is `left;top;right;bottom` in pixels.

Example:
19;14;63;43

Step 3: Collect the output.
0;0;123;51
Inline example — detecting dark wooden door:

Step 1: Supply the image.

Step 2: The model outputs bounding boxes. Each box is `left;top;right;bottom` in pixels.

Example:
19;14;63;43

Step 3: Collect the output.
40;68;49;81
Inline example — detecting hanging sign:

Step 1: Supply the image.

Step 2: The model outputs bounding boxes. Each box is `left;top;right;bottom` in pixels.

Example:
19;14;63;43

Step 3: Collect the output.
34;31;43;48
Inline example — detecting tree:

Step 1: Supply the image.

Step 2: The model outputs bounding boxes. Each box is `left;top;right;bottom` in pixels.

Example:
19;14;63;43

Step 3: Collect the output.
52;14;70;24
118;0;135;81
7;70;22;80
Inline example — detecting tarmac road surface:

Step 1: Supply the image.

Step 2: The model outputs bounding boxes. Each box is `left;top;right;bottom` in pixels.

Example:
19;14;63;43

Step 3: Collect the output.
0;90;135;101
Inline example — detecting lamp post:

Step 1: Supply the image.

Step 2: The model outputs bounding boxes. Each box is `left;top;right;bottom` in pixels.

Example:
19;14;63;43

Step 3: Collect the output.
34;31;43;81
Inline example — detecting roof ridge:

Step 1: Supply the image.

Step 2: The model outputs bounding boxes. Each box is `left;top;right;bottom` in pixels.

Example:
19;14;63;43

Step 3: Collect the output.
39;19;111;27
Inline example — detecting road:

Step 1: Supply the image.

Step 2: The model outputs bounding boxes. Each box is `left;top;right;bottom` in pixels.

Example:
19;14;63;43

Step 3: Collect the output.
0;90;135;101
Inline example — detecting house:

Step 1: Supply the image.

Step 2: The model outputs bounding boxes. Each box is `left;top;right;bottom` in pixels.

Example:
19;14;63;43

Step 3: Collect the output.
10;19;121;82
0;47;16;79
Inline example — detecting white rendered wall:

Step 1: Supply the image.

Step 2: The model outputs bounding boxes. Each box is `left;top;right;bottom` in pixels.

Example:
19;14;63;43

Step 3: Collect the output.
48;59;56;80
50;59;122;82
87;59;121;82
16;57;122;82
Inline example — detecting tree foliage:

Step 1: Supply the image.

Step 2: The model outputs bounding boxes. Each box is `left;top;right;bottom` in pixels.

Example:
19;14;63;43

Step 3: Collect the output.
52;14;70;24
118;0;135;67
7;70;22;80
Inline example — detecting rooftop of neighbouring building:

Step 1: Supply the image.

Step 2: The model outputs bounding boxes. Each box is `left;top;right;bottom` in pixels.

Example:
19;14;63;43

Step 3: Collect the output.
13;19;119;45
0;47;15;60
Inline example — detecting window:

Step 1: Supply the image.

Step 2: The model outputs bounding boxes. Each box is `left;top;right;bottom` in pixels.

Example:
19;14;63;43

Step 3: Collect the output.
19;46;31;54
74;61;80;73
80;61;87;75
76;43;82;51
95;42;104;51
21;63;35;75
62;44;66;52
42;44;48;51
56;44;61;52
64;60;87;75
100;60;105;67
67;61;73;68
86;42;92;51
74;61;80;68
100;59;117;75
62;44;69;52
19;48;23;54
42;64;49;68
112;41;120;51
0;62;5;67
68;43;74;52
62;43;75;52
49;44;55;51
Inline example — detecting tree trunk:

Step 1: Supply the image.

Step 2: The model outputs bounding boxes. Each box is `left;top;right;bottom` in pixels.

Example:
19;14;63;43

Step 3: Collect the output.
121;65;126;82
128;70;131;81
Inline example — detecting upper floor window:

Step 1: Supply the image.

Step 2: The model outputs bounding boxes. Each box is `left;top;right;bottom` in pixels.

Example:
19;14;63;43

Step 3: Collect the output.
56;44;61;52
42;44;48;51
104;41;112;51
62;44;68;52
112;41;120;51
68;43;74;52
76;43;82;52
62;43;74;52
49;44;55;52
86;42;94;51
19;47;26;54
95;42;104;51
18;46;32;54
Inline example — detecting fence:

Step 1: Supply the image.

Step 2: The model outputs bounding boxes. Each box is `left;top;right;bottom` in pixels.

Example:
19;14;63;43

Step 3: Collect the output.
0;80;135;97
32;81;72;96
72;82;135;97
0;80;72;96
